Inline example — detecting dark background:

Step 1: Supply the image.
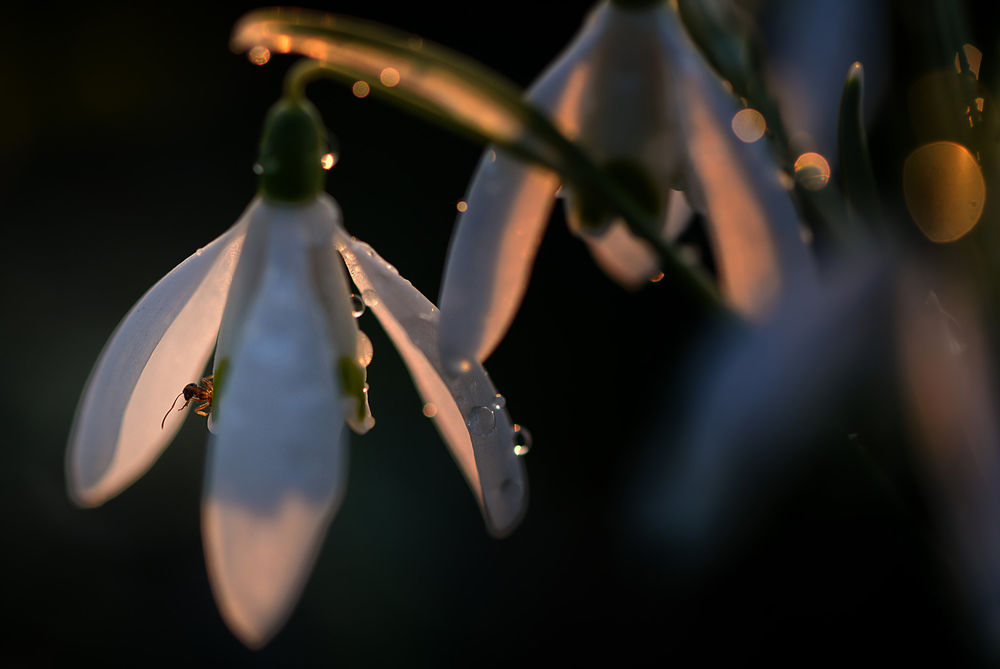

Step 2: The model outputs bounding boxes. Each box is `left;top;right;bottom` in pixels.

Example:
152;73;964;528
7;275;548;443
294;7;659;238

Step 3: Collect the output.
1;0;996;666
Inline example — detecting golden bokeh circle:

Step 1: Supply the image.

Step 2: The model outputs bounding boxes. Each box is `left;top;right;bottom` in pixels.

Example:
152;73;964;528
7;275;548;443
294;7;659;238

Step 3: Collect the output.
793;152;831;190
903;141;985;243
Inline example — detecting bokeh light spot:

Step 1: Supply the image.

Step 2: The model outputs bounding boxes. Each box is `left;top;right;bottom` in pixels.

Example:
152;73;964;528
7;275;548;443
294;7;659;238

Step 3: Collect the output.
903;141;985;242
352;81;370;98
731;108;766;143
379;67;401;87
247;46;270;66
456;200;468;212
793;153;831;190
321;153;336;170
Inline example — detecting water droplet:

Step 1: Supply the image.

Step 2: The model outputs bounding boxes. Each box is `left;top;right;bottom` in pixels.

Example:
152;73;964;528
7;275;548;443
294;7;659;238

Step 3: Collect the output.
466;406;496;436
456;200;468;212
361;289;379;307
321;153;336;170
513;424;532;456
350;294;366;317
195;247;204;256
422;402;438;418
252;162;264;175
649;271;664;283
356;331;374;367
362;383;370;395
491;394;506;411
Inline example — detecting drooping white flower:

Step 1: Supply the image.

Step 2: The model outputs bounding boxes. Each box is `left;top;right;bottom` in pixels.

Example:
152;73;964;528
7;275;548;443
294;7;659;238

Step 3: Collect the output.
67;99;526;647
438;0;815;370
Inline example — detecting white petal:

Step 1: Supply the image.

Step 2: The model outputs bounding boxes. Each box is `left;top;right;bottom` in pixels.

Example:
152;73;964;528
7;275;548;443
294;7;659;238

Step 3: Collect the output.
66;210;250;507
576;189;693;288
438;151;560;371
578;220;658;289
338;236;526;537
660;8;818;317
203;199;349;647
437;5;607;370
559;3;685;205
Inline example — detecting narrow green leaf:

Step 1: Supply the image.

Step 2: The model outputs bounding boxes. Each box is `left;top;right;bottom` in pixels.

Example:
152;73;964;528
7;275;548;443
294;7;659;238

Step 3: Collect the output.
837;62;881;230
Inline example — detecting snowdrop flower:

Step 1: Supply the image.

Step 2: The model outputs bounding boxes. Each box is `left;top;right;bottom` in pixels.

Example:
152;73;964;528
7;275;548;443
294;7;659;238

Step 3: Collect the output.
67;97;526;646
438;0;815;370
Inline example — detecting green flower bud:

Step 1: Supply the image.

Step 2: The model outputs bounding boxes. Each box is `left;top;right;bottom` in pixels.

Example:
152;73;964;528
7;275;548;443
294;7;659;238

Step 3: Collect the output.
257;98;328;203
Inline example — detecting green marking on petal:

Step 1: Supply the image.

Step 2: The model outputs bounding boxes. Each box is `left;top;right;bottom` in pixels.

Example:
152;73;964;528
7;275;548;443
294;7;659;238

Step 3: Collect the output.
337;355;367;425
212;357;230;421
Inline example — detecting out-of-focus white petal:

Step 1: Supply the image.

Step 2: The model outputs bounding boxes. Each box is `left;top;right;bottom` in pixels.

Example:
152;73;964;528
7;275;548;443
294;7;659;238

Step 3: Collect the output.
561;3;684;214
898;273;1000;647
339;236;526;537
579;220;659;289
66;211;250;507
577;189;693;288
634;256;887;559
203;200;347;648
660;7;817;317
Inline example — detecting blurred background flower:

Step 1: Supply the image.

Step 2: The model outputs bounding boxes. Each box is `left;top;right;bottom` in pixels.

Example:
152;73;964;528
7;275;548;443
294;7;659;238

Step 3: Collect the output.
3;0;999;665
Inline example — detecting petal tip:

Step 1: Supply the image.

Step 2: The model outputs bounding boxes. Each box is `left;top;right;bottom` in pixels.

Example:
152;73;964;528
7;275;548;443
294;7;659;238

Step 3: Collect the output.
482;477;528;538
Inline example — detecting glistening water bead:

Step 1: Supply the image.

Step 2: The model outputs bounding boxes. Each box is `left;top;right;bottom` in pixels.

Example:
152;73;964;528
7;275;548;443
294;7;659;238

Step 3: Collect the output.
466;405;496;436
491;394;506;411
513;424;532;456
350;294;366;318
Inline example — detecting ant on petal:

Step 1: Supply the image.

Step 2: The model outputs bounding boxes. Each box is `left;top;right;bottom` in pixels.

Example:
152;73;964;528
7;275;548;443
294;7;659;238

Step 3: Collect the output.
161;375;214;429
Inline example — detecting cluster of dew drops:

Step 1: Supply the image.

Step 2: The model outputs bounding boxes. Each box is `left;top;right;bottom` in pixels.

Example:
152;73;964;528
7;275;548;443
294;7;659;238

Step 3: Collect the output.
466;393;532;457
350;292;531;457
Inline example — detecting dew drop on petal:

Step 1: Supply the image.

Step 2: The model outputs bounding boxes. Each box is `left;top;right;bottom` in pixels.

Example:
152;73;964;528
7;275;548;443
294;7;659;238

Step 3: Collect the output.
357;331;374;367
252;162;264;175
350;294;366;318
422;402;438;418
321;153;336;170
491;394;506;411
466;406;496;436
456;200;468;212
513;424;532;456
361;289;379;307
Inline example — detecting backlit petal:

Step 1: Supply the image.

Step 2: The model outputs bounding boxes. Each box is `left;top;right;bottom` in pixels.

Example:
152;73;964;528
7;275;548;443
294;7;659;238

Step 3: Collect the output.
66;210;249;507
437;5;602;370
203;200;348;647
661;7;817;317
339;236;526;537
